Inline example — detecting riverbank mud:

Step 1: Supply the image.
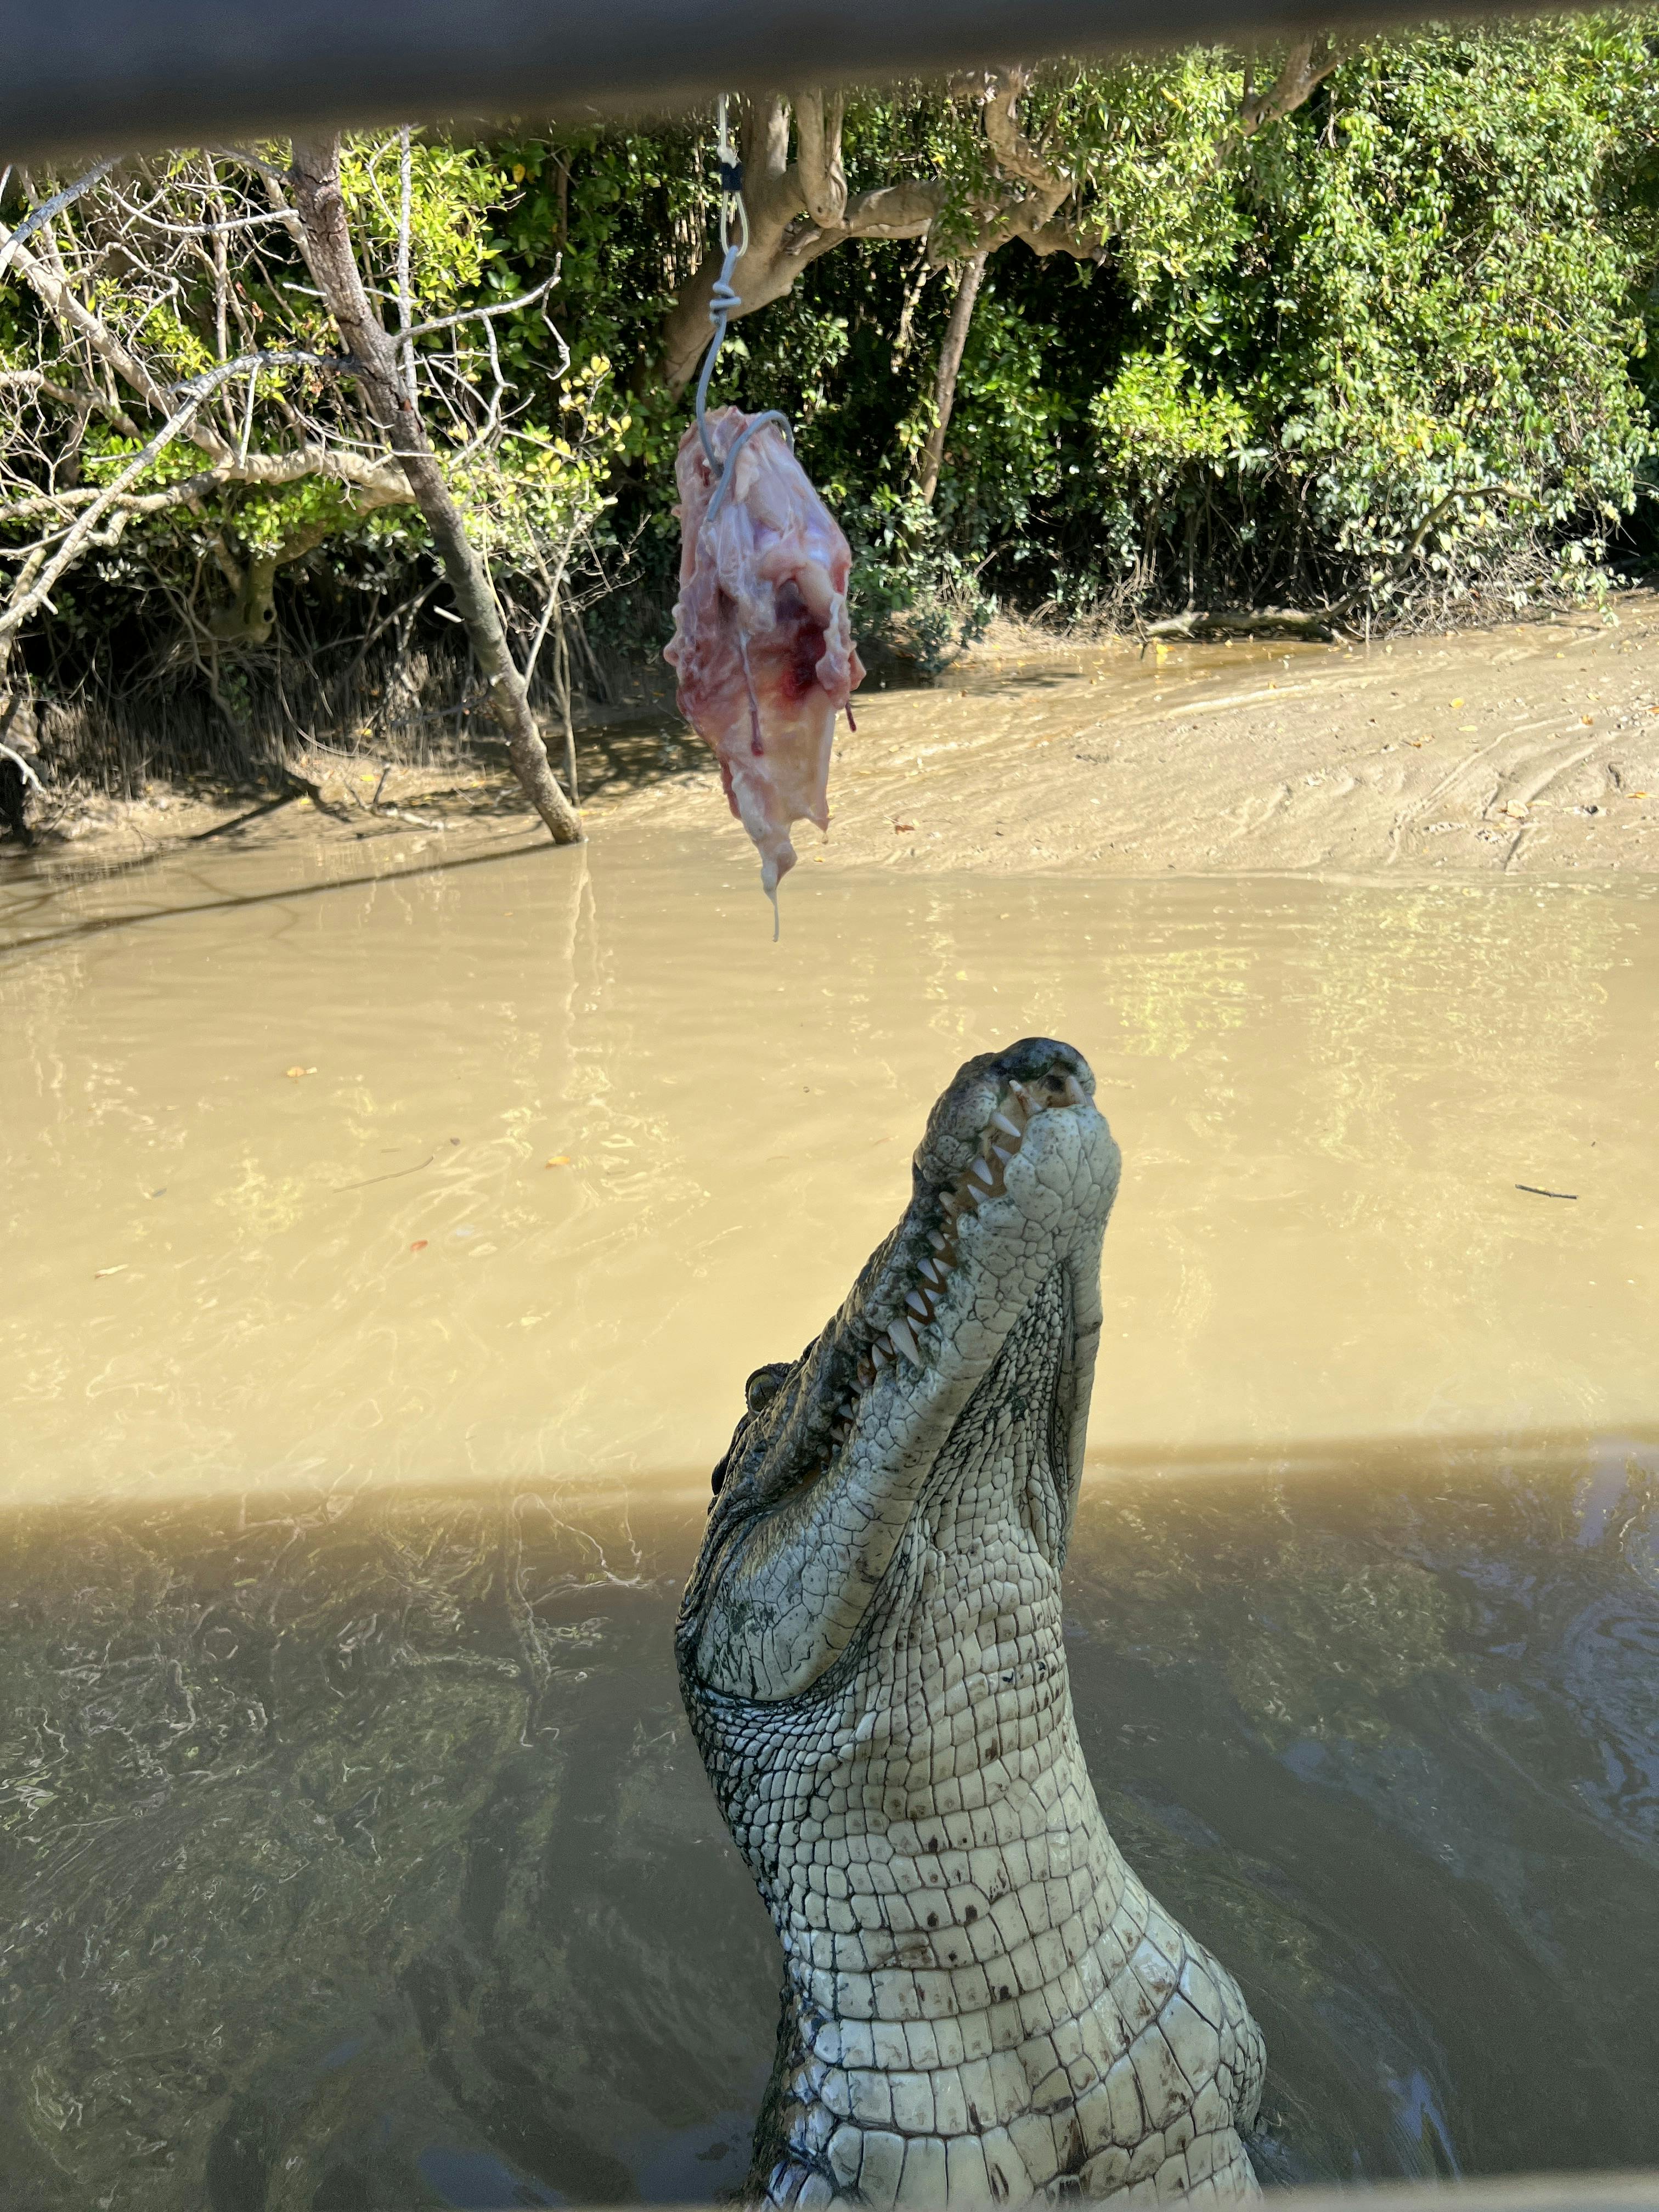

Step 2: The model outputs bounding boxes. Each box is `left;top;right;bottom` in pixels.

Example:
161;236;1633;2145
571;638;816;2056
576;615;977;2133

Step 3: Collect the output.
12;595;1659;881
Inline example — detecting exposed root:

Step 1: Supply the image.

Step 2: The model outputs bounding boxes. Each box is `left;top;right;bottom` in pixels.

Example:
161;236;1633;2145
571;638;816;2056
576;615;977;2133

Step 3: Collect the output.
1143;606;1352;645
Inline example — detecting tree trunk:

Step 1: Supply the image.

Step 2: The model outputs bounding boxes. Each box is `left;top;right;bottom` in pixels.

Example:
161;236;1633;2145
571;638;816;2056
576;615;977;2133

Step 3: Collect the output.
919;251;988;505
288;136;582;845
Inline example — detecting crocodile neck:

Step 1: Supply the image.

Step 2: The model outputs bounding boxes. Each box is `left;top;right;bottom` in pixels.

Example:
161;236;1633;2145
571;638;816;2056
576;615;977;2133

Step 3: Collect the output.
730;1479;1248;2208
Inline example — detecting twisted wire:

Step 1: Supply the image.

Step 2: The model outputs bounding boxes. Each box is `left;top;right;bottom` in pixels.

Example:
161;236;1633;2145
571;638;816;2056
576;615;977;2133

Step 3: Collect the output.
693;95;794;498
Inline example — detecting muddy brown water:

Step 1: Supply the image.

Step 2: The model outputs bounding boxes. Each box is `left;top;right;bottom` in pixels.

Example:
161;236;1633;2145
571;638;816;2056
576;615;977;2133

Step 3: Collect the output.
2;816;1657;2205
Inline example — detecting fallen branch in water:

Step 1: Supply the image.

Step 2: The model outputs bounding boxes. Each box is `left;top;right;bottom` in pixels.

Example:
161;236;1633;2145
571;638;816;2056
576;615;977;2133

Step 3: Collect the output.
1140;482;1537;648
1143;605;1344;643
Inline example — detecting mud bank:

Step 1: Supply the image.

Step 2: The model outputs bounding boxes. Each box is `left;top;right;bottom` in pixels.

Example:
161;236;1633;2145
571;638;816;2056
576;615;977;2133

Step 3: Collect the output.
12;596;1659;883
613;595;1659;881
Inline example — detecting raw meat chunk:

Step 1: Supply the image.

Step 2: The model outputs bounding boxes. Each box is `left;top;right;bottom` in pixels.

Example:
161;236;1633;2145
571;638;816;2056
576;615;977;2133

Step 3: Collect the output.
665;407;864;901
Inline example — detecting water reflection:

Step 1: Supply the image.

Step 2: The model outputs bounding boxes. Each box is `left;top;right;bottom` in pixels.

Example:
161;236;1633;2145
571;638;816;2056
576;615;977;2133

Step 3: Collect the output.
0;1485;775;2211
1;831;1654;1504
1070;1441;1659;2185
2;1442;1655;2205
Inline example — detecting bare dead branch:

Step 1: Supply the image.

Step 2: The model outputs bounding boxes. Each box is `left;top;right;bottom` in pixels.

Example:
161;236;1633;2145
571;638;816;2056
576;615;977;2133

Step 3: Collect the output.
103;190;300;239
0;157;117;279
396;126;416;402
288;131;582;845
399;269;559;347
1;221;187;431
0;385;221;638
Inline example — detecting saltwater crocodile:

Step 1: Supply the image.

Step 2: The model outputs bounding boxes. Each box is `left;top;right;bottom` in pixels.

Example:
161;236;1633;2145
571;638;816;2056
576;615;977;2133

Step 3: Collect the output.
677;1039;1265;2207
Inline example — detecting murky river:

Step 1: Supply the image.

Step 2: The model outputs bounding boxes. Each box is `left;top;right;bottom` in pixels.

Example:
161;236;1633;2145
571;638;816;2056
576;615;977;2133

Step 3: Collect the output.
2;814;1656;2205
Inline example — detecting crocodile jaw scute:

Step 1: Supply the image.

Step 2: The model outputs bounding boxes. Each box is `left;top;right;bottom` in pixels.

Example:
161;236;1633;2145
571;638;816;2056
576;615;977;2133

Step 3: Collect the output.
678;1040;1266;2206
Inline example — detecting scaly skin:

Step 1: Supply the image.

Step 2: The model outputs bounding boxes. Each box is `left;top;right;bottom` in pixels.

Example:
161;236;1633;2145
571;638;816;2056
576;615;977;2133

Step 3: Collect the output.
678;1040;1265;2207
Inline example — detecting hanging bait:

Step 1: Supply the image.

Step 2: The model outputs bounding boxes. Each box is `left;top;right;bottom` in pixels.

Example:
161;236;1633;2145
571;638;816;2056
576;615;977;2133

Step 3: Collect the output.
666;406;864;911
664;99;865;923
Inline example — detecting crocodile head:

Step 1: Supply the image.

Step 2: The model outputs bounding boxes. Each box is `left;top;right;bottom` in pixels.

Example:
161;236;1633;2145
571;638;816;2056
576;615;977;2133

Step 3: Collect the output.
678;1037;1120;1706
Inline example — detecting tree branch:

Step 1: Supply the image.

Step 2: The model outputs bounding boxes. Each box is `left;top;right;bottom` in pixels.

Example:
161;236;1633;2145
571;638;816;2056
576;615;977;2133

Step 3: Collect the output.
794;91;848;229
947;67;1081;258
103;190;300;240
658;91;952;392
0;157;118;281
0;220;204;443
399;269;558;346
968;66;1063;198
0;443;410;529
287;132;582;845
0;381;222;639
919;251;988;504
1233;37;1348;146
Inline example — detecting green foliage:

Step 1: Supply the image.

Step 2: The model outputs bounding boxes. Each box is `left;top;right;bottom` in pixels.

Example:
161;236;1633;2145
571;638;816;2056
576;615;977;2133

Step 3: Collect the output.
14;13;1659;710
340;135;500;307
496;15;1659;634
1091;353;1252;492
841;486;994;673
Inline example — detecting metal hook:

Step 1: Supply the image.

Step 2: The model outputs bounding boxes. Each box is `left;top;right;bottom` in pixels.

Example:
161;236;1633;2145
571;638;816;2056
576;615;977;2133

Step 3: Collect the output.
693;94;794;488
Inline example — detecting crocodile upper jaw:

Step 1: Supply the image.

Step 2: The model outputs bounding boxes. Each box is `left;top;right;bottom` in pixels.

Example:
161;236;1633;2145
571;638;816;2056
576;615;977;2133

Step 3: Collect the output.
679;1040;1120;1706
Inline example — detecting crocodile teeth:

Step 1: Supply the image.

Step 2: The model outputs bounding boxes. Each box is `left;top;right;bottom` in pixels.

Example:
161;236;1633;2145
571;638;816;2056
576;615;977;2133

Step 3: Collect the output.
928;1231;948;1255
991;1143;1014;1166
918;1257;941;1287
905;1290;930;1320
969;1157;995;1188
888;1316;922;1365
872;1340;892;1370
1061;1073;1086;1105
990;1111;1022;1140
1008;1080;1035;1111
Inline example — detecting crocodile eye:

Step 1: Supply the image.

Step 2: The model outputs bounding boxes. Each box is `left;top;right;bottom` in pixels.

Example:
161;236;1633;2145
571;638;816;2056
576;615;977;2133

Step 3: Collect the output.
745;1364;788;1415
